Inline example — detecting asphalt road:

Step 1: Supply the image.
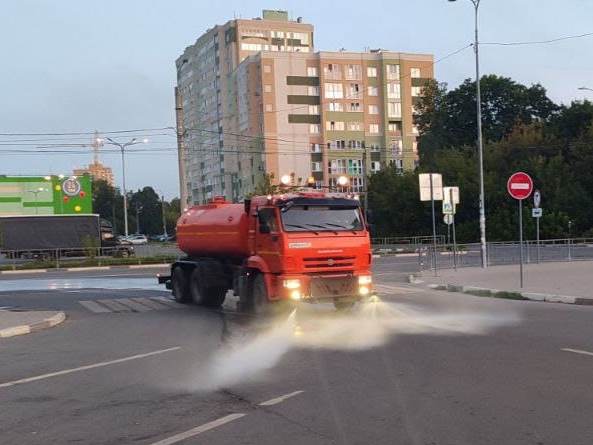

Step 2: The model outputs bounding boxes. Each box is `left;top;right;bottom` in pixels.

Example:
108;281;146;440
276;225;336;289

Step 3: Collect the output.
1;257;593;444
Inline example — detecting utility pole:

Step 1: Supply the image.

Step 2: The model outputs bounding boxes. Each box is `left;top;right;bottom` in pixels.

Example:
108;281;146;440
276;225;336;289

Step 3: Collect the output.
174;87;189;209
102;137;148;237
161;195;168;237
449;0;487;268
135;204;142;235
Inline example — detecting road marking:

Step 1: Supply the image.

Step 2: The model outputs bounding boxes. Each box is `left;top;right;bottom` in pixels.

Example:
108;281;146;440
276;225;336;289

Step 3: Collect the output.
97;299;133;312
562;348;593;357
131;297;171;310
116;298;152;312
150;296;186;308
128;264;170;269
258;390;304;406
374;284;421;294
66;266;110;271
0;269;48;275
0;346;181;389
148;413;246;445
79;300;112;313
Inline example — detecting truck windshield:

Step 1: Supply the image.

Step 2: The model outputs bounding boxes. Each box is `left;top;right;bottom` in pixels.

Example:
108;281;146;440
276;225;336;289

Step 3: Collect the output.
281;206;363;232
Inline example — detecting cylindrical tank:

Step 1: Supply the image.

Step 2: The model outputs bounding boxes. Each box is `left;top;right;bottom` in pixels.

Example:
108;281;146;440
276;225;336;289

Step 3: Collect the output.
176;198;250;259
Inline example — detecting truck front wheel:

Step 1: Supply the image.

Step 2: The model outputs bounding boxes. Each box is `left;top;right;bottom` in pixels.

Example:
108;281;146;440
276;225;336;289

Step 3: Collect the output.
172;267;191;303
250;274;270;315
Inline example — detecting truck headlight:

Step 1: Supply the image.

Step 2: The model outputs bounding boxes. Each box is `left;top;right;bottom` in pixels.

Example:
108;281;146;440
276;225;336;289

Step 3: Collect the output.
358;275;372;285
283;279;301;289
359;286;370;296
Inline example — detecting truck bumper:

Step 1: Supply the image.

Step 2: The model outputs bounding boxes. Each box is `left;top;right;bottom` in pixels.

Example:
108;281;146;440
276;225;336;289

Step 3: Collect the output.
275;273;373;302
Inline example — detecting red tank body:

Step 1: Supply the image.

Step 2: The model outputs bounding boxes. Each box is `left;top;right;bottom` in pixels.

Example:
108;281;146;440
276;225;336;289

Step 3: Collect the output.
176;197;250;259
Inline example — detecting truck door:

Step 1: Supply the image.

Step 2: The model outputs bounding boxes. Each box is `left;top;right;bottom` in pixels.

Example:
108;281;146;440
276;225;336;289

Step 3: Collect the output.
256;207;280;271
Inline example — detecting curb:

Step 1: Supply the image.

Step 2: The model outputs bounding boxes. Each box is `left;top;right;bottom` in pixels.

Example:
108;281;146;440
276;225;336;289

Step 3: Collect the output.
424;282;592;305
0;264;170;275
0;312;66;338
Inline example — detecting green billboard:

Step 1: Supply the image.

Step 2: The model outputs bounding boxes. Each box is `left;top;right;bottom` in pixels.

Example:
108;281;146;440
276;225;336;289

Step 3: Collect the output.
0;175;93;216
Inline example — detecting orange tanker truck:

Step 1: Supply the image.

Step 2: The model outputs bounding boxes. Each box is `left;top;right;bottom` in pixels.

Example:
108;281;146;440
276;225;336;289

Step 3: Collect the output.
159;191;373;312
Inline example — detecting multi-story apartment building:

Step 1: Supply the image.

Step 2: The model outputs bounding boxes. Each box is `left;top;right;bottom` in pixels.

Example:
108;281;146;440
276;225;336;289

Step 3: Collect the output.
175;10;433;205
175;9;314;207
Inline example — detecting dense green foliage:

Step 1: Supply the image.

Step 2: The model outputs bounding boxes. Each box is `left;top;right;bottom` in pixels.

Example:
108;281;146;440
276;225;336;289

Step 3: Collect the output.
369;75;593;241
93;180;180;235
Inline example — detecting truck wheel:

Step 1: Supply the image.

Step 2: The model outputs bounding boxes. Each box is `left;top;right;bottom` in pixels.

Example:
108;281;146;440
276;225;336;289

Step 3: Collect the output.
250;274;270;315
203;287;226;308
189;268;206;305
172;267;191;303
334;299;356;311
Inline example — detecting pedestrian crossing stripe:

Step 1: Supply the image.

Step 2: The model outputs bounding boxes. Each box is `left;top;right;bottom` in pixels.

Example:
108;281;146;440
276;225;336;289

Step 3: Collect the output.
79;297;183;313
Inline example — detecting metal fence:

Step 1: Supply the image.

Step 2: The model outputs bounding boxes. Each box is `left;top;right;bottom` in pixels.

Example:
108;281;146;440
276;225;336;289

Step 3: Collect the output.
0;244;181;270
371;235;446;254
417;238;593;272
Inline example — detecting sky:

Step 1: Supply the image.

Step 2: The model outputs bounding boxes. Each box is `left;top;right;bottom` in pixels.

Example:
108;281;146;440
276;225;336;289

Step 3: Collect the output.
1;0;592;199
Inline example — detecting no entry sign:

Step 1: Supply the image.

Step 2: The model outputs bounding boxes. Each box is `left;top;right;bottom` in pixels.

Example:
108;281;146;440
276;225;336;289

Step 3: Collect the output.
507;172;533;200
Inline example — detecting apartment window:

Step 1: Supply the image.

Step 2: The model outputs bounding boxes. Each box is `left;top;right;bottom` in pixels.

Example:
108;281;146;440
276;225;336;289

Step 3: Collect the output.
367;86;379;96
307;66;318;77
388;102;402;118
349;102;361;112
330;159;347;174
411;86;422;97
386;64;400;80
346;64;361;80
328;102;344;112
311;161;322;172
308;86;320;96
347;121;363;131
271;30;285;38
387;83;401;99
309;124;320;134
265;104;273;112
391;139;403;155
395;159;404;170
324;63;341;79
369;143;380;151
388;123;400;132
413;141;418;153
412;125;419;135
325;83;344;99
368;104;379;114
411;68;421;78
369;124;380;134
263;65;272;73
347;140;364;149
310;143;321;153
348;159;363;175
349;83;361;98
327;121;345;131
367;66;377;77
328;140;346;150
308;105;320;114
264;84;272;93
314;180;324;189
351;177;364;192
371;161;381;173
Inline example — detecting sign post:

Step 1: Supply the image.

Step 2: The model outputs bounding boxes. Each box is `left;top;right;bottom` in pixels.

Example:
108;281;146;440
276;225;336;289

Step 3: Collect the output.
419;173;443;275
444;186;460;270
533;190;541;263
507;172;534;288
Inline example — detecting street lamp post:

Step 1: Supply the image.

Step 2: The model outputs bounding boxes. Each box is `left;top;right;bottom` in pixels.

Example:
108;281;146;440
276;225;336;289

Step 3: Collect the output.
578;87;593;93
28;187;46;215
449;0;488;268
102;137;148;237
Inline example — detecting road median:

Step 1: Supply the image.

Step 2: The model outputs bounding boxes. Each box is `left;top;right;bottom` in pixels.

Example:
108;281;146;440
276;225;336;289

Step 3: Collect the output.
0;311;66;338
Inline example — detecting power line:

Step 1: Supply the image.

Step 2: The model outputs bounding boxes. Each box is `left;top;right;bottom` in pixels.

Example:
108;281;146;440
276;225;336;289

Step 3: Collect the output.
482;31;593;47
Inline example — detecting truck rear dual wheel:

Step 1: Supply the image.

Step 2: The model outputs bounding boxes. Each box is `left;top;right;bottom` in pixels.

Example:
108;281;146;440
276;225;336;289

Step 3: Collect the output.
189;268;225;308
172;267;191;303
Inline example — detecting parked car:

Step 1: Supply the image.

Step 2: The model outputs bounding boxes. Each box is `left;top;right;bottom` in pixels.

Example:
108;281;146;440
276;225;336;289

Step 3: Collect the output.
126;234;148;245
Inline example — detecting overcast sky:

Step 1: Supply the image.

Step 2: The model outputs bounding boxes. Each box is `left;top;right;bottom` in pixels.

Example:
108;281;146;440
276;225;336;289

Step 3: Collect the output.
2;0;592;199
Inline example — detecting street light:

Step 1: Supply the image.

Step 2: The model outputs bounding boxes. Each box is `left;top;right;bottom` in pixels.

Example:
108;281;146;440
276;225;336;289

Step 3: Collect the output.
28;187;47;215
448;0;487;268
103;137;148;236
578;87;593;93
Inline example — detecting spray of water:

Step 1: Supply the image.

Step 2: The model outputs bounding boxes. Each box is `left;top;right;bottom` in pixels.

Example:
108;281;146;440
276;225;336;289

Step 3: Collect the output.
182;298;520;391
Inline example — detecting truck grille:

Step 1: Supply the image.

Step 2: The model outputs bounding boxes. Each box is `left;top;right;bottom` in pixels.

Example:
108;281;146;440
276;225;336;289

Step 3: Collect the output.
310;275;357;298
303;256;355;270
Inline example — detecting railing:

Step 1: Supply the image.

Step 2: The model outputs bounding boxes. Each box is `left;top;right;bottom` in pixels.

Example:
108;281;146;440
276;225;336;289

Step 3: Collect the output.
415;238;593;272
0;244;182;271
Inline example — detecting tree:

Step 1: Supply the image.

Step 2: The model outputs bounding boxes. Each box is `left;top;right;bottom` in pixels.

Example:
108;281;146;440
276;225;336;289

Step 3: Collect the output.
128;187;162;235
250;173;279;197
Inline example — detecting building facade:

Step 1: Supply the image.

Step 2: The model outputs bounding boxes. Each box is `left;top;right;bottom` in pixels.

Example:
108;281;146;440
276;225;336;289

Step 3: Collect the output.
73;161;114;187
175;10;433;205
0;175;92;216
176;9;314;206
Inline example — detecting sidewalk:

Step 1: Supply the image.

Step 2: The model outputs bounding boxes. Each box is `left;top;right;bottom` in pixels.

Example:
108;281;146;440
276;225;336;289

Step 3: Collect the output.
420;261;593;304
0;310;66;338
